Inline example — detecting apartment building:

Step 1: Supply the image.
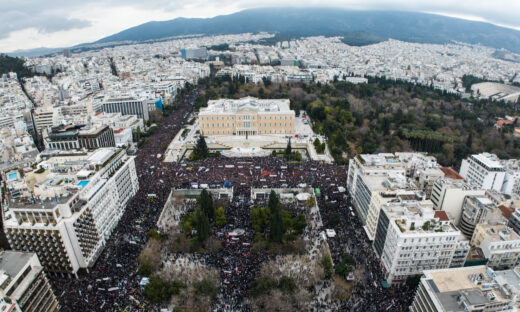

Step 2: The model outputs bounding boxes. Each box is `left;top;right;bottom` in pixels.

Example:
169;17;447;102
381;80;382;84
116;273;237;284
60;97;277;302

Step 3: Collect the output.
501;159;520;197
3;148;139;275
460;153;506;191
410;266;518;312
347;153;408;224
101;97;150;121
198;97;295;136
373;202;468;284
365;189;430;241
31;108;56;135
458;195;505;238
471;224;520;270
44;124;115;150
347;153;440;228
430;178;485;225
0;251;59;312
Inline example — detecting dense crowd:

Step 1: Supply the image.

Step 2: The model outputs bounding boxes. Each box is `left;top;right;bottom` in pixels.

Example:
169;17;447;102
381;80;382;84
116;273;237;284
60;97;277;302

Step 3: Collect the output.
49;86;415;311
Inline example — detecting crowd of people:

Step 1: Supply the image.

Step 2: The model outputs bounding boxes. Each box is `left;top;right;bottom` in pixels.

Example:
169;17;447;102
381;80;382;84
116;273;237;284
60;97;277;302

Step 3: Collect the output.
48;84;416;311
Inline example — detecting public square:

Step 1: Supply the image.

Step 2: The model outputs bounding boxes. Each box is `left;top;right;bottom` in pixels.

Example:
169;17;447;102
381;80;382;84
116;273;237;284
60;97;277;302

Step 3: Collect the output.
49;86;415;312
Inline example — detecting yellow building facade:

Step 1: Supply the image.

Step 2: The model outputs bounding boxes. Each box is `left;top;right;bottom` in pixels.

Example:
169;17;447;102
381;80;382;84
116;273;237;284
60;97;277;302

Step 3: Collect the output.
198;97;295;136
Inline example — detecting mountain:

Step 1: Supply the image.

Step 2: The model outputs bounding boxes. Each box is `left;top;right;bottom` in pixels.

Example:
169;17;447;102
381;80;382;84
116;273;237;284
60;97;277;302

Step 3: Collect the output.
94;8;520;53
7;47;64;58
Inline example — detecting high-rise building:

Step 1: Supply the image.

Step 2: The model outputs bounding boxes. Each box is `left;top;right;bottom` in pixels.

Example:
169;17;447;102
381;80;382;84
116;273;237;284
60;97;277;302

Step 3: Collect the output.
347;153;407;225
181;47;208;60
0;250;59;312
410;266;519;312
347;153;441;228
198;97;295;136
373;202;468;284
460;153;506;191
3;148;139;275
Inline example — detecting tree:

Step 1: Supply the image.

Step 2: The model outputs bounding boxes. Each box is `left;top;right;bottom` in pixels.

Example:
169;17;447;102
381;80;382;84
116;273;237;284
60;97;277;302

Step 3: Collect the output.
321;253;333;279
249;277;277;297
251;206;270;234
278;276;297;294
215;206;226;228
268;191;284;243
193;135;209;160
284;138;292;158
196;210;211;242
143;275;184;303
193;279;218;299
199;189;214;220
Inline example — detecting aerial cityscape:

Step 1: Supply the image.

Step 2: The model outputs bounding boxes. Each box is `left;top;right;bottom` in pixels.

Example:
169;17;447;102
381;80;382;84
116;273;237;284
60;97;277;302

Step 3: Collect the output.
1;2;520;312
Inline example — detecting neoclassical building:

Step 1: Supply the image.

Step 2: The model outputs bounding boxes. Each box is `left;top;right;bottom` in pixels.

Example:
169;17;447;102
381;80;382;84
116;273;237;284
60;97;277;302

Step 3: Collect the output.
198;97;295;136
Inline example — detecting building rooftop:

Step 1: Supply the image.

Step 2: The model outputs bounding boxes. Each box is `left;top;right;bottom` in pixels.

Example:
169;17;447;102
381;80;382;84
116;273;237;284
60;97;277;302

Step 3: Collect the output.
440;167;464;180
0;251;33;279
5;148;123;211
423;266;519;311
478;224;520;242
200;97;292;115
471;153;505;171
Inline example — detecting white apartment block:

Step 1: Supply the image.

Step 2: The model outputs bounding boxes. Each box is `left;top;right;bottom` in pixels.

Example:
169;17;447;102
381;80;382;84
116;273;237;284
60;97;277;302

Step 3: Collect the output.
0;251;59;312
458;195;505;239
410;266;519;312
3;148;139;275
347;153;407;224
101;96;151;121
460;153;506;192
471;224;520;270
365;189;430;241
347;153;440;227
373;202;467;285
501;159;520;197
430;178;485;225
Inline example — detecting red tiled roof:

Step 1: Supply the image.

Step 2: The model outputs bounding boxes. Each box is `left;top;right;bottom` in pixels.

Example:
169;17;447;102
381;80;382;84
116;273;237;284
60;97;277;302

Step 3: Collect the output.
496;119;514;128
113;128;124;134
434;210;449;222
440;167;463;180
499;205;514;219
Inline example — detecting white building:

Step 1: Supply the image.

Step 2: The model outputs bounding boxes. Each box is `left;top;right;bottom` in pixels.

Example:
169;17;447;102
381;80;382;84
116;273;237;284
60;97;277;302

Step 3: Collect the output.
458;195;506;238
410;266;519;312
460;153;506;192
347;153;407;224
430;178;486;225
501;159;520;197
3;148;139;275
373;202;468;284
471;224;520;270
347;153;440;228
0;251;59;312
101;96;152;121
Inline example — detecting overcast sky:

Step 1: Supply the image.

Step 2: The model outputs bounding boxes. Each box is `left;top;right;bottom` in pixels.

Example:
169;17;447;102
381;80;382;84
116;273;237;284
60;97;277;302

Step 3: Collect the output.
1;0;519;52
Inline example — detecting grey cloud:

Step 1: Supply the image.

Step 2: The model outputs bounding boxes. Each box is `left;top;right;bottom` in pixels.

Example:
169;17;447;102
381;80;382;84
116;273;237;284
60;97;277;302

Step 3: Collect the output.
0;10;91;39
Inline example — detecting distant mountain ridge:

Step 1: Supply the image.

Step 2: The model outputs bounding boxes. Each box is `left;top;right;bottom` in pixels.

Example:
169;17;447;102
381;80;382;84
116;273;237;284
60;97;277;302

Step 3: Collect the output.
94;8;520;53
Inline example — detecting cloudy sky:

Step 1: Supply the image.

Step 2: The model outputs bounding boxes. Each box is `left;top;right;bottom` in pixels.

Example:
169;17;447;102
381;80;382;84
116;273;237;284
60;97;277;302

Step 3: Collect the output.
1;0;519;52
